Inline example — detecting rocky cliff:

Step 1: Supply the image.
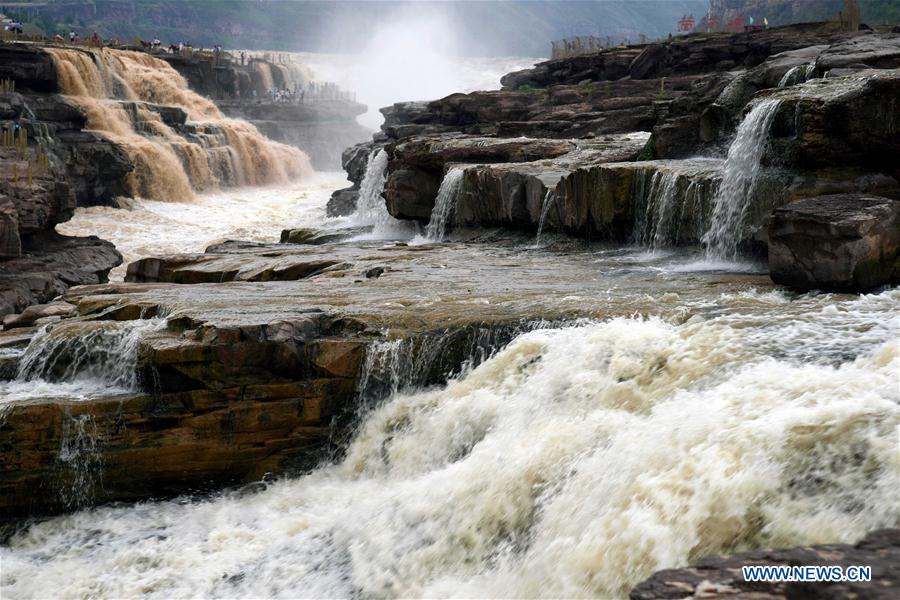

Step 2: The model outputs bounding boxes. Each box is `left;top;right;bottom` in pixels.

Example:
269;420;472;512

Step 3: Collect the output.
342;23;899;287
0;42;339;320
0;46;124;317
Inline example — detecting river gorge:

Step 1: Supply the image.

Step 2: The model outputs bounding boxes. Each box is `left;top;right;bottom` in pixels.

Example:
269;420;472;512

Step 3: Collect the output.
0;8;898;599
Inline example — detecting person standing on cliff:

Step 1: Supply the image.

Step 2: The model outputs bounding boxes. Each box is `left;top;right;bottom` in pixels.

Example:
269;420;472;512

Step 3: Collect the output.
240;51;245;66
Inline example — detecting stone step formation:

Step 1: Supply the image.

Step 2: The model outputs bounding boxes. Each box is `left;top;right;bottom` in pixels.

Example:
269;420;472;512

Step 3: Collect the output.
1;18;899;598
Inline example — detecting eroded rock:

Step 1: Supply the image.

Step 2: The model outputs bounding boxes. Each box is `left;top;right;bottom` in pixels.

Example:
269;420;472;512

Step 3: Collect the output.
769;194;900;291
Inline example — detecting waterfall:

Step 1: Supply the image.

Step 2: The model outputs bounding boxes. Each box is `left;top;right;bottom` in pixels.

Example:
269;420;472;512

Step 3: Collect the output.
350;149;414;238
777;64;815;88
352;149;390;226
56;413;104;509
4;289;897;598
424;168;465;241
46;48;312;201
253;61;276;91
703;98;781;260
534;190;557;245
356;321;557;407
16;318;165;391
632;169;680;250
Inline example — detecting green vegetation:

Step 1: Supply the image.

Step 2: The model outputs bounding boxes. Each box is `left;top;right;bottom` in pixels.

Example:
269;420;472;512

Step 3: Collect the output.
637;136;656;162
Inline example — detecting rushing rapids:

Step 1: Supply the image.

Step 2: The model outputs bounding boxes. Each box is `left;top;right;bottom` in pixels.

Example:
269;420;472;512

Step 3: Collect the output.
46;48;313;201
2;16;900;600
1;287;897;597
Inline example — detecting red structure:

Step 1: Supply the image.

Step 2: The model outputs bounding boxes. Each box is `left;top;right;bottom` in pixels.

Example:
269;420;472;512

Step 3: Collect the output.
726;15;745;33
678;14;696;32
707;15;721;31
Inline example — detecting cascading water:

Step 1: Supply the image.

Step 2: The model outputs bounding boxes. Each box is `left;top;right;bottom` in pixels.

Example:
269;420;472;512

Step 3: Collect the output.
778;63;816;87
534;190;557;245
424;167;466;241
702;97;781;260
2;318;166;507
46;48;313;201
6;317;165;399
350;149;414;238
629;161;721;251
352;149;390;226
1;288;896;598
356;321;558;406
632;170;680;250
55;413;104;509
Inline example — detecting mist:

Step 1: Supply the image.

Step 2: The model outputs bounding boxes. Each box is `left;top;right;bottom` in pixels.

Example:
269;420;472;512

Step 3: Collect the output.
302;10;539;129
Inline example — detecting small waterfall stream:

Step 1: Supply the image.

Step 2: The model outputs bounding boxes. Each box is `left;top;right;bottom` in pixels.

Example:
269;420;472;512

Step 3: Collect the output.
424;168;466;241
534;190;557;245
352;149;390;226
11;317;165;395
350;149;414;238
778;64;816;87
2;318;166;509
632;170;680;250
703;98;781;260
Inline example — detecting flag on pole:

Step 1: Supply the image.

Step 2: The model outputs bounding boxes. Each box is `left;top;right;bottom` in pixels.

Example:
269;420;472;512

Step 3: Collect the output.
749;16;755;25
764;17;769;27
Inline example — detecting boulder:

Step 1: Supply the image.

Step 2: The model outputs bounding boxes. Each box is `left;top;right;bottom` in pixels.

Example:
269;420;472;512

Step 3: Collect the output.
768;194;900;292
763;69;900;175
126;251;342;284
0;232;122;318
630;529;900;600
280;226;370;245
326;186;360;217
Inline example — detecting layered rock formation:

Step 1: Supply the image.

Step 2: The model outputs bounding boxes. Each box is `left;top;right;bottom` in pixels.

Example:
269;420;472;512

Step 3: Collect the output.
0;84;123;318
0;42;318;320
0;237;774;519
341;25;899;272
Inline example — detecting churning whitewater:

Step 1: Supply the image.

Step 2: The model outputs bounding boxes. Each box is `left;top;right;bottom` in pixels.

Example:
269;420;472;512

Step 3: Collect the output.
2;288;897;598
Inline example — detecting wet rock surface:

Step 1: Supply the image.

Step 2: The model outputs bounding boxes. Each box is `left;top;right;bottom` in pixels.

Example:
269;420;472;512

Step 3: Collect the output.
326;141;379;217
769;194;900;291
368;28;900;255
1;238;772;518
630;529;900;600
764;68;900;175
0;232;121;320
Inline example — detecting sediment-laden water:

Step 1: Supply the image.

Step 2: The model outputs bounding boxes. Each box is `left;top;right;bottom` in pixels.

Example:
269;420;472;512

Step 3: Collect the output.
56;172;349;280
1;285;897;597
47;47;313;201
3;32;898;600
